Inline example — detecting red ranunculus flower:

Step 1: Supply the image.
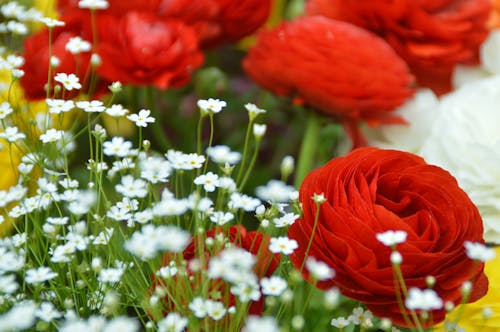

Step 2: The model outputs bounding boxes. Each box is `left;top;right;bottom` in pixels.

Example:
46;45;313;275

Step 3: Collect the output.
243;16;415;147
288;147;488;327
156;225;279;324
306;0;492;94
95;12;204;89
57;0;271;49
20;13;93;100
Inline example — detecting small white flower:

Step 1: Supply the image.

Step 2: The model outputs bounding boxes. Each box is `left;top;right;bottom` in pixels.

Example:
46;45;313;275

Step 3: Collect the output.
65;36;91;54
269;237;298;255
464;241;496;262
134;209;153;224
348;307;373;326
184;153;205;169
245;103;266;120
256;180;296;203
0;274;18;294
103;317;139;332
7;21;28;34
229;192;261;212
76;100;105;113
197;98;227;114
157;264;178;279
231;281;261;302
331;317;350;328
194;172;219;192
312;192;326;204
46;99;74;114
38;17;65;27
106;206;132;221
0;300;37;331
78;0;109;9
242;316;279;332
106;104;129;117
306;257;335;281
209;211;234;225
158;312;188;332
25;266;58;284
99;267;124;284
116;175;148;198
0;101;13;119
127;109;155;127
54;73;81;90
376;230;408;247
405;288;443;311
40;129;64;143
36;302;61;322
0;126;26;142
103;137;132;157
206;300;227;320
47;216;69;225
189;297;207;318
140;156;172;183
273;212;299;228
206;145;241;164
260;276;287;296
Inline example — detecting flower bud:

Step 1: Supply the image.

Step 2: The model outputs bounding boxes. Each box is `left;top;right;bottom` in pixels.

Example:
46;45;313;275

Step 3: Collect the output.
280;155;294;180
426;276;436;288
91;53;101;67
50;56;60;68
390;251;402;265
109;81;122;93
291;315;305;330
253;123;266;139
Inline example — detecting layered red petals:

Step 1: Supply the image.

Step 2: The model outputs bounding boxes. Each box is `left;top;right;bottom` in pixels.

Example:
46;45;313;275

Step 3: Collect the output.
57;0;271;48
288;147;487;327
307;0;491;94
95;12;203;90
243;16;415;146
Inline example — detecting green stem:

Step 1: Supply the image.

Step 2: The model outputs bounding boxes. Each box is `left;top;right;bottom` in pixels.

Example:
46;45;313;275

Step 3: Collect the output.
300;200;321;272
238;140;260;191
294;111;320;188
146;87;173;151
236;119;254;184
393;263;424;331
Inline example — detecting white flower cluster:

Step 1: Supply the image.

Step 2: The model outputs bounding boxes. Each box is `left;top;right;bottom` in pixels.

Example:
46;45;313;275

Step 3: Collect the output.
0;85;305;331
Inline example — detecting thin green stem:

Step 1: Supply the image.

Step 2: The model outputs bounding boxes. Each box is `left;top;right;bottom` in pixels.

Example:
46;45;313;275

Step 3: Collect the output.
299;200;321;272
236;119;254;184
294;111;320;188
393;263;424;331
238;140;260;191
147;88;173;151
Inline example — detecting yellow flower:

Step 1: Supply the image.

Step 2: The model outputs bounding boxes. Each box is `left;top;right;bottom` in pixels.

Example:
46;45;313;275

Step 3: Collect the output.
436;247;500;331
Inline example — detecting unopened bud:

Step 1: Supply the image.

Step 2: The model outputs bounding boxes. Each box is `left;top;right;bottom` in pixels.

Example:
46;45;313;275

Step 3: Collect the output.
280;155;294;180
253;123;266;139
90;53;101;67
